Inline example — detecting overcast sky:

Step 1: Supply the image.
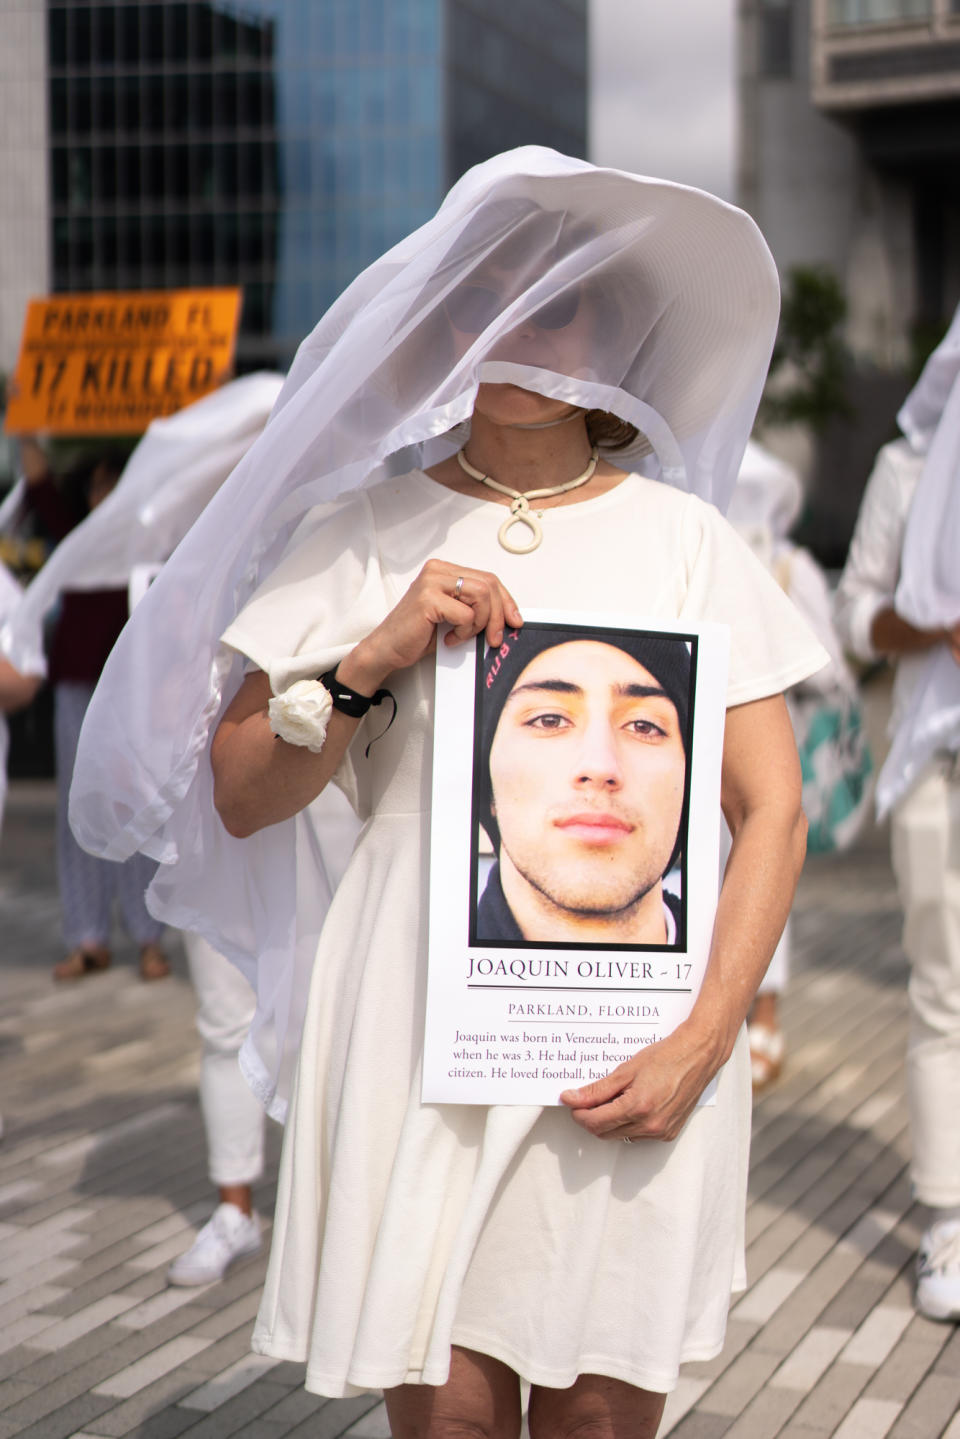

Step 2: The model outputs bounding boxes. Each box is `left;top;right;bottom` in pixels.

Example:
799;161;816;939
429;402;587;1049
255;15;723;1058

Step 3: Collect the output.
588;0;737;200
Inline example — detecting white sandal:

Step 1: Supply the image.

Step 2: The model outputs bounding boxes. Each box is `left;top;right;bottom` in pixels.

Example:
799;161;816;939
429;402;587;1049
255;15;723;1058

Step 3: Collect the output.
748;1022;785;1091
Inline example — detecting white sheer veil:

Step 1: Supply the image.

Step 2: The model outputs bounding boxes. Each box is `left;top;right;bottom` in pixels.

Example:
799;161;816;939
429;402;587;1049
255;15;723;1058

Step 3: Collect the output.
0;373;284;678
69;146;780;1117
876;301;960;815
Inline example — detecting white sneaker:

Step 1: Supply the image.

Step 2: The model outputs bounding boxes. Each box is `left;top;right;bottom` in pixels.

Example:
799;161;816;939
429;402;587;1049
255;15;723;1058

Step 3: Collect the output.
916;1218;960;1321
167;1203;262;1287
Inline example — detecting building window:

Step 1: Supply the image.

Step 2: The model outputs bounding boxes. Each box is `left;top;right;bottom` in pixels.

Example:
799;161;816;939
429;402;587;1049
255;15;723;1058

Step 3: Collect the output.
760;0;793;78
827;0;932;24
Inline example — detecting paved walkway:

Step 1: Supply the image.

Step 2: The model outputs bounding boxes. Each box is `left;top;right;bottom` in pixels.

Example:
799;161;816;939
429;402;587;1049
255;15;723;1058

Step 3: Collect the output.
0;782;957;1439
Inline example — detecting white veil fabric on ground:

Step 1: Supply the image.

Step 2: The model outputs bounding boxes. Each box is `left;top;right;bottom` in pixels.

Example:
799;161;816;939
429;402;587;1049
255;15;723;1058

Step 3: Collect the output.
68;146;781;1118
0;373;284;677
876;305;960;817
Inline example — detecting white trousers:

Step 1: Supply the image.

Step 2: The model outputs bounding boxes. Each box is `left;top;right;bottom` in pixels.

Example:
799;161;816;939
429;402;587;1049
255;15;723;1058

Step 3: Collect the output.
182;931;265;1188
891;758;960;1207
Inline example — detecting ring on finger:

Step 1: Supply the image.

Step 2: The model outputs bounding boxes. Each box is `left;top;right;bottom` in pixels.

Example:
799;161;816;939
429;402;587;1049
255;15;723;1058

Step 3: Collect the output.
622;1136;634;1145
453;576;465;599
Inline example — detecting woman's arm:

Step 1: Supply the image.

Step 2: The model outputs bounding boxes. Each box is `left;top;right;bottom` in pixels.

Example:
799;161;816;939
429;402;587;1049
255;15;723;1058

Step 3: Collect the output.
211;558;522;838
0;659;41;713
869;606;959;663
561;692;805;1140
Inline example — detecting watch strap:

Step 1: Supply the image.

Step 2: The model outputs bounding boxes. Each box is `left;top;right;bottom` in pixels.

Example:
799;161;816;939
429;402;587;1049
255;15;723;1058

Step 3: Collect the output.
318;666;383;718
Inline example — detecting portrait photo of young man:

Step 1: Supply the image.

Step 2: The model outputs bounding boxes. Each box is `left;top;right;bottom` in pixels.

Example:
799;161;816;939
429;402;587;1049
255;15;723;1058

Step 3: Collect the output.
472;624;693;949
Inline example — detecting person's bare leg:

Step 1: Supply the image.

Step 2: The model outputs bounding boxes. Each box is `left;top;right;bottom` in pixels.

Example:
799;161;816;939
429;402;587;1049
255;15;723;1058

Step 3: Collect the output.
384;1346;522;1439
529;1372;666;1439
750;990;778;1030
219;1183;253;1216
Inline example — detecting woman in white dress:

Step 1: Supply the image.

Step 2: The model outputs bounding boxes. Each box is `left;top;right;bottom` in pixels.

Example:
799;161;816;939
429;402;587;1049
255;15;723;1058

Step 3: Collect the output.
70;150;826;1439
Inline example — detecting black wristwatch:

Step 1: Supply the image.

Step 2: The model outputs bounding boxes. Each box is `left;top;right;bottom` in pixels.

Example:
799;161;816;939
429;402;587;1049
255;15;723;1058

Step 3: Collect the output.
318;666;385;718
318;668;398;755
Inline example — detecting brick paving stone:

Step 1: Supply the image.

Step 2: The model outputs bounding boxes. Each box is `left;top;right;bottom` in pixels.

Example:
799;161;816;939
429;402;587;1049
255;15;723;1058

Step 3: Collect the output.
0;1345;48;1385
344;1402;393;1438
838;1304;915;1367
787;1361;873;1433
863;1331;953;1405
720;1386;804;1438
832;1397;905;1438
666;1413;735;1439
32;1265;161;1321
67;1369;204;1439
0;1258;80;1310
221;1421;289;1439
167;1380;304;1439
10;1302;216;1391
0;1381;38;1412
0;1226;88;1281
93;1337;214;1399
888;1374;960;1438
0;1314;61;1356
768;1325;852;1390
283;1395;391;1439
747;1252;865;1358
7;1393;118;1439
112;1408;200;1439
29;1295;143;1351
696;1349;782;1417
186;1289;266;1344
821;1276;904;1332
181;1326;264;1380
261;1362;309;1388
0;1284;70;1328
179;1354;281;1412
932;1324;960;1376
76;1365;213;1437
256;1387;328;1426
730;1267;804;1325
114;1285;217;1332
777;1427;837;1439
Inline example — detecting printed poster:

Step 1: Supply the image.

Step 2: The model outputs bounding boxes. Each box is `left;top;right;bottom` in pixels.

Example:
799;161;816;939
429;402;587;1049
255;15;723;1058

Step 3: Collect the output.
422;610;729;1105
4;287;241;435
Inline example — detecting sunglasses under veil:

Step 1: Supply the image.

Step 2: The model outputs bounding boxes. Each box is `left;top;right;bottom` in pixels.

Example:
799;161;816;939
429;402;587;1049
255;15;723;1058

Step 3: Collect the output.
445;284;582;335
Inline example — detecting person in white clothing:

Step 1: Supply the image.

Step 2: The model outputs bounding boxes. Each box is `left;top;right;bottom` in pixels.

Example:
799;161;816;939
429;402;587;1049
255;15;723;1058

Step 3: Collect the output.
730;441;866;1089
168;785;361;1287
166;933;265;1284
834;310;960;1322
70;151;827;1438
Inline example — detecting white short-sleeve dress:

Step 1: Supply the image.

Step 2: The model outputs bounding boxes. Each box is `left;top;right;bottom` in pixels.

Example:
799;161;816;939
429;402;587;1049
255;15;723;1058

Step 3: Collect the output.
222;470;826;1398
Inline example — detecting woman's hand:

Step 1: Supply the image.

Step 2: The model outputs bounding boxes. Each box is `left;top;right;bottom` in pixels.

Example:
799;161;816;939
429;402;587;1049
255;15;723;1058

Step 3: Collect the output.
561;693;807;1145
341;559;523;694
213;559;522;837
559;1021;725;1142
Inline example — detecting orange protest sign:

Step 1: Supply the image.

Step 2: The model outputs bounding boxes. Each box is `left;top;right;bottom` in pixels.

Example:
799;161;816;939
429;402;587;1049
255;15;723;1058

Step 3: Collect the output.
4;287;242;435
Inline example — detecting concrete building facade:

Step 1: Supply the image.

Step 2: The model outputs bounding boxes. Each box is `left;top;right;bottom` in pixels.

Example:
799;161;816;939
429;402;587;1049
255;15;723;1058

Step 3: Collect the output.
0;0;587;376
740;0;960;370
738;0;960;557
0;1;49;380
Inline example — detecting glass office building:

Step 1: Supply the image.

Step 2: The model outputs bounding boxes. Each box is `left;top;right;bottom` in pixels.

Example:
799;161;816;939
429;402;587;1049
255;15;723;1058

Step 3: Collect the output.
46;0;587;369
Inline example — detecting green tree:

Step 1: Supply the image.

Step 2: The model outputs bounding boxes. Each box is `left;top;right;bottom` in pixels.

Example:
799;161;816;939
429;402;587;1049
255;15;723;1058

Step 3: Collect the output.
759;265;852;432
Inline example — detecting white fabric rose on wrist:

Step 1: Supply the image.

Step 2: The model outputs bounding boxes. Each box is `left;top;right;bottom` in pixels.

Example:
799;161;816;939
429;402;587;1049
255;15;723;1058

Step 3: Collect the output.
268;679;334;753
